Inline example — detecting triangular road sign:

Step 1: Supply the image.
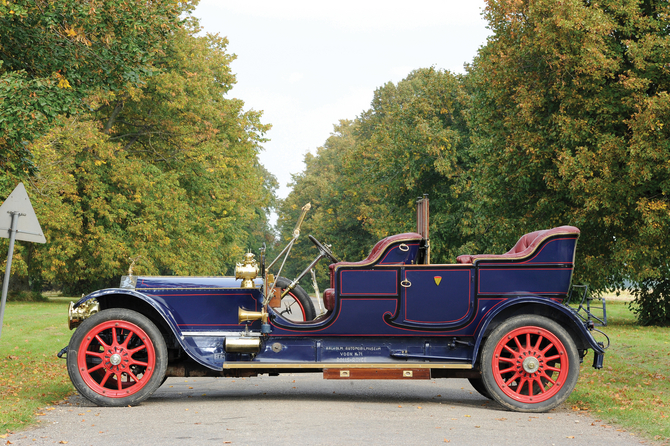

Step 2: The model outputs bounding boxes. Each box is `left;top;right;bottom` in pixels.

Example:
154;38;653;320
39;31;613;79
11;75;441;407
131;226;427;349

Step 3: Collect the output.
0;183;46;244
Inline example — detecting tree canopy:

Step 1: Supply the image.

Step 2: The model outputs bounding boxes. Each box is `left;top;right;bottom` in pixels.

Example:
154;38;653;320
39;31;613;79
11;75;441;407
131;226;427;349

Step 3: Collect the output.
276;68;471;288
1;1;276;293
466;0;670;324
0;0;190;174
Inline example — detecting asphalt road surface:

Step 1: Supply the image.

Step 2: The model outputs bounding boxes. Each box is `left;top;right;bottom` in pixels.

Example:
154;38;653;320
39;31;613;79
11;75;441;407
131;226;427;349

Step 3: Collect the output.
6;374;657;446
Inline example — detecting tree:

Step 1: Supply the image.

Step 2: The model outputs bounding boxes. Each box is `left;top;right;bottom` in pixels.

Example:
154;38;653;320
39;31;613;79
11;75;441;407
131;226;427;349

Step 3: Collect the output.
0;0;190;174
467;0;670;324
94;22;274;275
275;120;376;289
348;68;472;263
276;68;472;288
1;4;276;293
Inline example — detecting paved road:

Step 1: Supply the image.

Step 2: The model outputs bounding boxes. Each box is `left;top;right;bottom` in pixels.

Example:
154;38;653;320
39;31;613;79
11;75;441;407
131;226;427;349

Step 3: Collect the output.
6;375;655;446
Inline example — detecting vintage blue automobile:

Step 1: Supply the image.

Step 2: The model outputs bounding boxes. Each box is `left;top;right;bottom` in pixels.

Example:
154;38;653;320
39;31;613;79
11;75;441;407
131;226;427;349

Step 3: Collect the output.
61;198;606;413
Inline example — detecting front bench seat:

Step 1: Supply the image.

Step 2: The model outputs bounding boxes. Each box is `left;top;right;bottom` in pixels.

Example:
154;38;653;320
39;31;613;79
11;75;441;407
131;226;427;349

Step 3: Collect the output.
322;232;423;313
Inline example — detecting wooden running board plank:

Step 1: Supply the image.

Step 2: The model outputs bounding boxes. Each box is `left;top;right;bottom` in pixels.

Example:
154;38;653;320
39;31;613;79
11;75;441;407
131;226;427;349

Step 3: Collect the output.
323;368;430;380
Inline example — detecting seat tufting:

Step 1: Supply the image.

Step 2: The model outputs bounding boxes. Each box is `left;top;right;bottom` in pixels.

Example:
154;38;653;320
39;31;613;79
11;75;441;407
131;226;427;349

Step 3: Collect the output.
456;226;580;264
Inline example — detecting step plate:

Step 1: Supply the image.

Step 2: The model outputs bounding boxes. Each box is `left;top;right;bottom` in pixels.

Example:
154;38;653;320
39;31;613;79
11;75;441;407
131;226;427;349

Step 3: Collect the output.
323;368;430;380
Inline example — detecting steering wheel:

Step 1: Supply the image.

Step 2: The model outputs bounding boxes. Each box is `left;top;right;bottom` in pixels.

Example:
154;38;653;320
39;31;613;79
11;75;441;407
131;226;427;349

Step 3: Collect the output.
308;235;340;263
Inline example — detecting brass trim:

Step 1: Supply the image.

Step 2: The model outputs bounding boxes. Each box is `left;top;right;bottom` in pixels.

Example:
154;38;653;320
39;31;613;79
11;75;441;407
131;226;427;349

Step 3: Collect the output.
224;337;262;353
235;252;260;289
238;307;268;324
221;362;472;370
68;299;100;330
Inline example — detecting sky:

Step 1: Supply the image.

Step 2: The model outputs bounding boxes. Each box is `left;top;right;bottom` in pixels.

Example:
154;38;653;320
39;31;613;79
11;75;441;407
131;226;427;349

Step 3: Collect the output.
193;0;492;200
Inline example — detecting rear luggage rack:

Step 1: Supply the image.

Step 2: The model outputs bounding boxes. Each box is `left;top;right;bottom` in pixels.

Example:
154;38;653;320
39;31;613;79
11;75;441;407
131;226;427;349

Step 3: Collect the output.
567;284;610;350
567;284;607;327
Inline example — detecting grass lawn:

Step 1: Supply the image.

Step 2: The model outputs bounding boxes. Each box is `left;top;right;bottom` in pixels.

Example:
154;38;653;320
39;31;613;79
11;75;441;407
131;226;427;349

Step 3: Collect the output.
0;297;74;434
569;300;670;443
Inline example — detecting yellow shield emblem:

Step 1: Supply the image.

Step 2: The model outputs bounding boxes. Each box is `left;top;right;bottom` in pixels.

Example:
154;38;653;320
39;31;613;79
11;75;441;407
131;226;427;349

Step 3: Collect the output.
434;276;442;286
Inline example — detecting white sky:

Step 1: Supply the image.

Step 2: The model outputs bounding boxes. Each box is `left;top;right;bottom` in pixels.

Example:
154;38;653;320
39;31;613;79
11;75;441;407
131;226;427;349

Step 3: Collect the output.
194;0;492;200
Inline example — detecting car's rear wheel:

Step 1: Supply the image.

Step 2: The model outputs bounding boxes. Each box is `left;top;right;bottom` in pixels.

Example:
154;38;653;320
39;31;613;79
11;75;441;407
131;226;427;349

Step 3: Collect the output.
480;315;579;412
271;276;316;321
66;308;167;407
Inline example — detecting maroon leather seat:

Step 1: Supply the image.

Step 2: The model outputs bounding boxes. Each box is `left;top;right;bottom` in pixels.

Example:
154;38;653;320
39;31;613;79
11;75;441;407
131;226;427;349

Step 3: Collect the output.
328;232;422;278
323;232;423;311
323;288;336;312
456;226;580;264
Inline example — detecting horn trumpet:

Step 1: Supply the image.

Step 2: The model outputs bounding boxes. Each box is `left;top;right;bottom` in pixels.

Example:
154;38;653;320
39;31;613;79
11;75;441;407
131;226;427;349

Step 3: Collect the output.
238;307;268;324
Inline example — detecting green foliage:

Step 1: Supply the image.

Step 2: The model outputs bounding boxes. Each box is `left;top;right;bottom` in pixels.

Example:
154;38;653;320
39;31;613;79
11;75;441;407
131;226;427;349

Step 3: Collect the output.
276;120;378;287
630;276;670;327
6;290;47;302
465;0;670;324
276;68;471;287
0;0;191;173
0;3;275;293
349;68;472;263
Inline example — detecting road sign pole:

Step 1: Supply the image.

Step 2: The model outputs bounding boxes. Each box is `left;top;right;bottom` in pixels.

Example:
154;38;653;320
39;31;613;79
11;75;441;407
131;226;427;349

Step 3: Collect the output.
0;211;19;340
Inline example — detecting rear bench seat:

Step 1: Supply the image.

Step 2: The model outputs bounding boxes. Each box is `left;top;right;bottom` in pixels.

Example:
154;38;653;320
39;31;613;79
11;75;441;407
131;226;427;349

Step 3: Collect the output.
456;226;580;264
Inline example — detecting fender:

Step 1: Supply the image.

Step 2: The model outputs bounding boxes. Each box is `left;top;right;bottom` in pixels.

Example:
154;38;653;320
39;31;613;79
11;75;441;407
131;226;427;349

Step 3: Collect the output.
471;296;605;368
73;288;223;370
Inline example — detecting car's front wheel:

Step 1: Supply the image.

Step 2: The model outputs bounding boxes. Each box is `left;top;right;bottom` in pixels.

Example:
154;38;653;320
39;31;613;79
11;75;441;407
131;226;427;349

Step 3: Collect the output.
66;308;168;407
480;315;580;412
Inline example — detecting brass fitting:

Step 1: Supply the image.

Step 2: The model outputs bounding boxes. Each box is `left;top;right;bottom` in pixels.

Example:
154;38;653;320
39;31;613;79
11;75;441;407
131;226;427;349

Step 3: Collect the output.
235;252;259;289
238;306;268;324
68;299;99;330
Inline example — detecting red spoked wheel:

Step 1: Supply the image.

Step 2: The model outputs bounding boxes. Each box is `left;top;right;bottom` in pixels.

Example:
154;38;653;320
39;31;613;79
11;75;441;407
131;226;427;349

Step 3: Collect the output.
481;315;579;413
67;308;167;407
491;326;569;403
78;320;156;397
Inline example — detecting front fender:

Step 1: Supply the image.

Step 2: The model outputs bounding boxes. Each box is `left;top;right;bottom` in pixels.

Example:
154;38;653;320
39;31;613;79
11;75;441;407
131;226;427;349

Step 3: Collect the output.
471;296;605;368
73;288;222;371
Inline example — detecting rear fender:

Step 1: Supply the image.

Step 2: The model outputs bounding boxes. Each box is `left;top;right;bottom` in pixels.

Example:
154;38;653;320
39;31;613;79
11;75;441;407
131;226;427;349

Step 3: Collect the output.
472;296;605;368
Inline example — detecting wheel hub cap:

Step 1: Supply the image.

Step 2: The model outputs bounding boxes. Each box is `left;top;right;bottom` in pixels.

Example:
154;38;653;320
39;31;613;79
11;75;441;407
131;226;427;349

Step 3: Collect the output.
109;353;122;366
522;356;540;374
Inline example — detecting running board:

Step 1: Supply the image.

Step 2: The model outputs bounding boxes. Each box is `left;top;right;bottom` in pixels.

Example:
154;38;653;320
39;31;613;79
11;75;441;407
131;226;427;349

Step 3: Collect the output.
221;362;472;370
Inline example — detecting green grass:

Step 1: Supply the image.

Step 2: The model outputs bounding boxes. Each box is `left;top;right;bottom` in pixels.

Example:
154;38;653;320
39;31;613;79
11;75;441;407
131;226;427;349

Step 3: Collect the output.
569;300;670;443
0;298;74;434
